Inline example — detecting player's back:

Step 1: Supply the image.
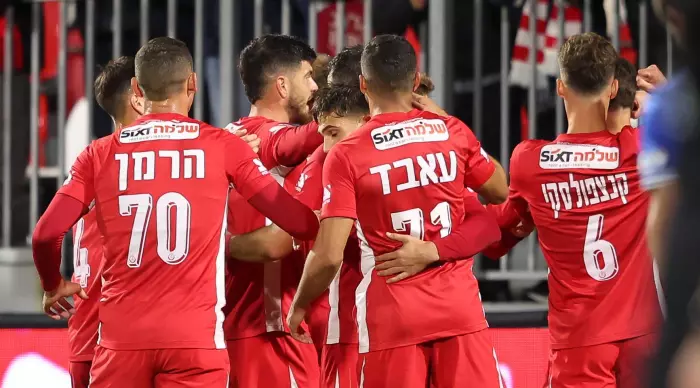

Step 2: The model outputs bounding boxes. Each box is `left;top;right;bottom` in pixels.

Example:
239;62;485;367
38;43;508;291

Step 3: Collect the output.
510;127;662;349
91;113;234;350
330;109;492;352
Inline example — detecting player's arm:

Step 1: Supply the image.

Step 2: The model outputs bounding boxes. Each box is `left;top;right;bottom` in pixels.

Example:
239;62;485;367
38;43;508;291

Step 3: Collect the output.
287;148;356;343
224;132;319;240
226;226;293;263
271;122;323;168
32;146;94;319
481;191;534;259
456;118;508;204
639;96;678;266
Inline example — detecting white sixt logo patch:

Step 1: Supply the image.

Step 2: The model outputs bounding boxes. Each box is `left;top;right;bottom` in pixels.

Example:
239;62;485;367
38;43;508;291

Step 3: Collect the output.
371;118;449;150
119;121;200;143
539;144;620;170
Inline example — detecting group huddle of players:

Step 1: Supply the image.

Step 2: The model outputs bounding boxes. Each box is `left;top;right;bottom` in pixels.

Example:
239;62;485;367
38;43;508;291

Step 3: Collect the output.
30;30;664;388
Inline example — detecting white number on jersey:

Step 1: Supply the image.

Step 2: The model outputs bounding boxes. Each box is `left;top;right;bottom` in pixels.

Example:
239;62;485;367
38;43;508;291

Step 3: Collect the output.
73;218;90;288
115;149;205;191
119;192;191;267
583;214;619;281
390;202;453;240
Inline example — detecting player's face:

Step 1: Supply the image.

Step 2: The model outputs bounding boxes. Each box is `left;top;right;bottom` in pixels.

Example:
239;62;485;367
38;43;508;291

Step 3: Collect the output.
318;113;365;152
286;61;318;125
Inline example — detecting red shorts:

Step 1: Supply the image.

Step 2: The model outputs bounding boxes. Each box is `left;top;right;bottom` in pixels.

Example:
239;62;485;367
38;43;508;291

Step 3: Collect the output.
546;334;657;388
227;332;320;388
320;343;359;388
89;346;229;388
69;361;92;388
359;329;503;388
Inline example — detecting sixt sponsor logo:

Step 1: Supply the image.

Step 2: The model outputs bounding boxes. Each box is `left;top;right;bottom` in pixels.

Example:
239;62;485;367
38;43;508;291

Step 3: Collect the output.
119;121;200;143
539;144;620;170
371;118;449;150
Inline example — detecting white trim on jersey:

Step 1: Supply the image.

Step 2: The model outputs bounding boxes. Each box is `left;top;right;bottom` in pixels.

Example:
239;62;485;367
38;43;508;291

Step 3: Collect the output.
653;260;667;318
493;348;505;388
334;370;341;388
359;357;366;388
214;193;229;349
289;366;300;388
264;260;284;332
354;222;376;354
325;266;342;344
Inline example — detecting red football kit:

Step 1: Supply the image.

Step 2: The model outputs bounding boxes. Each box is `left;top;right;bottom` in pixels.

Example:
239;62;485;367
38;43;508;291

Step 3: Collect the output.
321;109;502;388
37;112;318;388
67;208;103;388
224;116;322;388
501;127;662;387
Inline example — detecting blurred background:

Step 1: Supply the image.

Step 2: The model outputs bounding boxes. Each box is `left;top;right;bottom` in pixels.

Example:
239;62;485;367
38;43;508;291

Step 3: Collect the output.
0;0;678;386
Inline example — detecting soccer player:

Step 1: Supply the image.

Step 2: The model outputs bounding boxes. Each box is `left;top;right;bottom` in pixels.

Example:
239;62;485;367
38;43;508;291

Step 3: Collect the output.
32;37;319;388
488;33;662;387
65;56;142;388
288;35;508;388
222;34;325;387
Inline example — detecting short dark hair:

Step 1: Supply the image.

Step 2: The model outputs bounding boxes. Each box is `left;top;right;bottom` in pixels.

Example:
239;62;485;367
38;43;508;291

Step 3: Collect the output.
610;57;637;110
94;56;135;119
311;85;369;122
239;34;317;104
415;73;435;96
135;37;193;101
328;45;363;88
558;32;617;95
361;35;417;94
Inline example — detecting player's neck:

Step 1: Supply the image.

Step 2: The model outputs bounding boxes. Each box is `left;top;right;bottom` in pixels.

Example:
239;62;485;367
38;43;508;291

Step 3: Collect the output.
368;93;414;117
606;108;632;135
565;101;609;135
143;99;189;117
248;103;289;123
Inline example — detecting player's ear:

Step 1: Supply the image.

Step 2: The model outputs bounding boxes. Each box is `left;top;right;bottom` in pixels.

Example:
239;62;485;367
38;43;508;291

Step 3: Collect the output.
610;78;619;100
276;76;289;100
556;78;566;98
130;93;144;116
131;77;144;98
187;72;198;96
359;75;368;94
412;71;420;92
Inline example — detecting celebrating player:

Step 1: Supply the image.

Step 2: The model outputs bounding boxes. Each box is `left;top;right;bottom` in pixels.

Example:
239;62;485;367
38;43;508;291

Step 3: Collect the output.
288;34;508;388
32;37;318;388
222;34;325;387
65;56;142;388
490;33;662;387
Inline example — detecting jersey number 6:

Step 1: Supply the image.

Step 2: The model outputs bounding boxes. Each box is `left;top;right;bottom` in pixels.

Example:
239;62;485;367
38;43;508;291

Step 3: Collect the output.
119;192;191;268
584;214;619;281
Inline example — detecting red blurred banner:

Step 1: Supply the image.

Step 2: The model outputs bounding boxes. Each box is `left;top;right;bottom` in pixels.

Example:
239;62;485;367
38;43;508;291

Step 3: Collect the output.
0;328;550;388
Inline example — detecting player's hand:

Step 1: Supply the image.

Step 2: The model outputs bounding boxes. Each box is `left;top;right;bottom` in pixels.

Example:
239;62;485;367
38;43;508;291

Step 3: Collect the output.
228;128;261;154
637;65;667;93
632;90;649;119
286;305;312;344
42;279;88;320
510;220;535;238
375;232;440;283
412;93;448;116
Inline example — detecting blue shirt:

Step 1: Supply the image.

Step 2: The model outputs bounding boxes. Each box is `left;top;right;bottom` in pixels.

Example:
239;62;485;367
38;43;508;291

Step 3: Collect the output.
639;71;697;190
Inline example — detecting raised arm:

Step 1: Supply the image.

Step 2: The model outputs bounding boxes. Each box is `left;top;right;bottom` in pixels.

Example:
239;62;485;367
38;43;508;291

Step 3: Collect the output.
271;122;323;168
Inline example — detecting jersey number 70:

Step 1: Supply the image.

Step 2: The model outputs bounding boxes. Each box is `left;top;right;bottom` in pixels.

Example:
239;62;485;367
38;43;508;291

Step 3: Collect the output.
119;192;191;268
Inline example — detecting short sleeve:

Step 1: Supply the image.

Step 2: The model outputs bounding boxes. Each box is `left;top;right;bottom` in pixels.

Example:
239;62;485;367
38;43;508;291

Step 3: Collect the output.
320;146;357;220
638;94;679;190
57;144;96;207
456;119;496;189
223;131;277;199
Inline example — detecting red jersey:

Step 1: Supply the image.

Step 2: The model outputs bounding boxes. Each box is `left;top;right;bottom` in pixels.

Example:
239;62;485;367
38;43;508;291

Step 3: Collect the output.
67;208;103;361
321;109;494;353
57;113;277;350
505;127;661;349
223;116;322;339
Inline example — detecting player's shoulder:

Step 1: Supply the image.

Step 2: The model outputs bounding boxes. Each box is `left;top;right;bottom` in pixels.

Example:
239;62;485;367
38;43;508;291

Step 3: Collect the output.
226;116;292;135
307;144;327;165
512;138;550;158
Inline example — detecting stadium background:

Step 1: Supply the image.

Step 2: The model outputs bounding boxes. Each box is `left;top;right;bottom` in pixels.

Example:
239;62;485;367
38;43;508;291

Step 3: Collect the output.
0;0;676;387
